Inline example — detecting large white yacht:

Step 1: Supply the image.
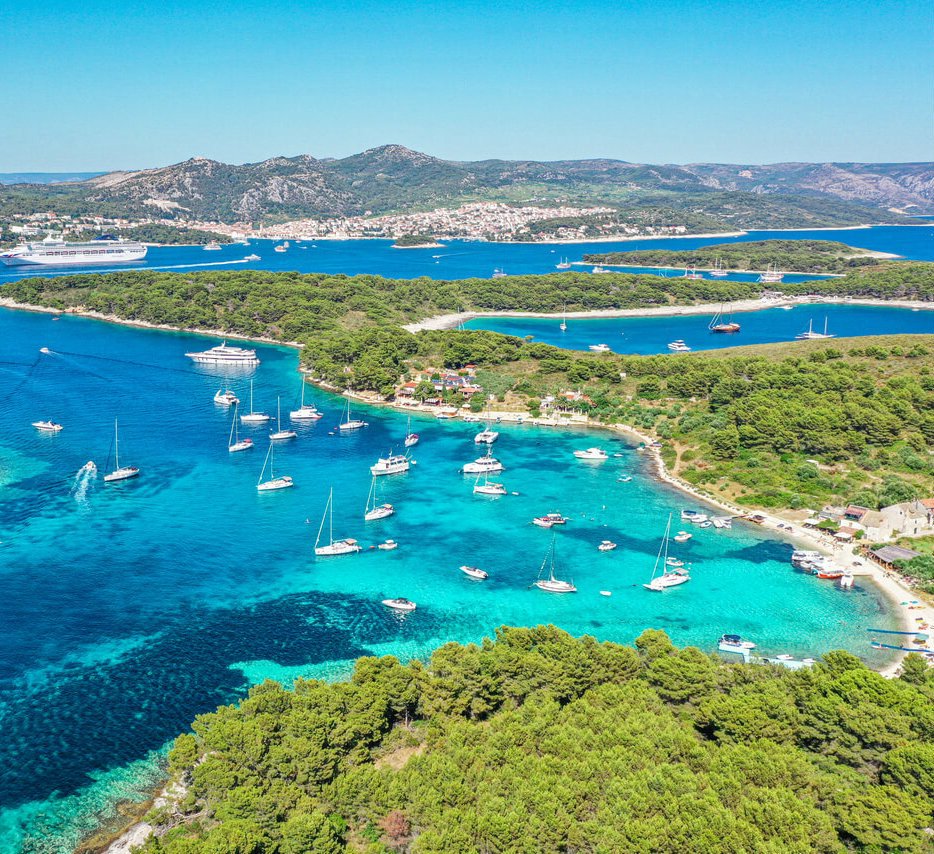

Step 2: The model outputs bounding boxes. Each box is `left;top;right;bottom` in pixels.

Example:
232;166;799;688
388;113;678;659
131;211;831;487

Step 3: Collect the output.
0;233;147;267
185;341;260;365
370;452;411;476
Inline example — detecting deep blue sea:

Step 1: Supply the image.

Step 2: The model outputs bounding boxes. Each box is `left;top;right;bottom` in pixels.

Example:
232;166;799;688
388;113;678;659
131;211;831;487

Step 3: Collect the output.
0;225;927;852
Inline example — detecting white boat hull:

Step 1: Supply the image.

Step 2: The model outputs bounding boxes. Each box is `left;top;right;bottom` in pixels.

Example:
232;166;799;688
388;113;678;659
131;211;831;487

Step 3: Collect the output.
315;540;361;556
241;414;270;424
228;440;254;453
1;246;146;266
104;466;140;483
534;580;577;593
270;430;297;441
365;505;394;521
257;476;293;491
339;420;367;431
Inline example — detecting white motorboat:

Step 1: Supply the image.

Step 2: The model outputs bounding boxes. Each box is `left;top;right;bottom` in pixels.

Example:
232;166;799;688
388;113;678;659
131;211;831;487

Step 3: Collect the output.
241;380;271;424
203;241;221;251
378;539;398;551
382;597;416;612
588;343;611;352
338;399;368;431
364;478;394;521
228;404;254;453
403;416;419;447
690;514;709;525
474;425;499;444
591;266;611;274
574;447;608;461
645;513;691;591
492;268;507;278
473;474;507;496
534;535;576;593
214;388;239;406
462;449;504;474
370;451;411;476
673;531;692;543
244;253;261;261
532;512;567;528
667;340;691;352
274;243;288;253
718;634;757;652
598;540;617;552
666;557;685;568
186;341;260;365
290;382;323;421
269;398;297;441
711;516;733;529
459;565;489;580
103;418;140;483
256;442;293;491
314;488;362;555
32;419;63;432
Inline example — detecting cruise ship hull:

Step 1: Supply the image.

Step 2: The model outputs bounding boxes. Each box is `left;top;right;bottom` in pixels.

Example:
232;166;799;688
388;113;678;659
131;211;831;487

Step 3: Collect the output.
0;248;147;266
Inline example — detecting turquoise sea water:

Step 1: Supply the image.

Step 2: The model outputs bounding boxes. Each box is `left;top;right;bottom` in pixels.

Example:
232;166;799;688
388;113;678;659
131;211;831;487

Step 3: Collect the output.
0;307;901;852
0;224;931;284
0;225;928;851
466;303;934;354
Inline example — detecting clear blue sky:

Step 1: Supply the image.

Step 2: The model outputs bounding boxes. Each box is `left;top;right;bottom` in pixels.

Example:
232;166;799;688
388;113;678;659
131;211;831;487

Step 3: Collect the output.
2;0;931;169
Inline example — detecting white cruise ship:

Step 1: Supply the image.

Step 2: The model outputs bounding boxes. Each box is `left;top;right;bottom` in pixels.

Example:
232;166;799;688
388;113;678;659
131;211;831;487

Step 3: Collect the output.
185;341;260;365
0;234;147;267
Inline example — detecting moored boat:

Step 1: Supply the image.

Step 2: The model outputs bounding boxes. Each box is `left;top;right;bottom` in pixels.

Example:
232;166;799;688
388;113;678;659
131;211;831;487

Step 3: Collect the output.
534;534;576;593
214;388;239;406
186;341;260;365
574;447;608;461
667;340;691;352
474;425;499;444
645;513;691;591
228;404;254;453
473;474;507;496
338;399;368;431
673;531;692;543
240;380;271;424
371;451;411;476
403;416;419;448
256;442;293;491
598;540;617;552
269;398;297;441
708;304;741;333
459;565;489;580
463;449;504;474
290;382;323;421
314;488;362;555
588;343;611;352
382;597;416;612
718;634;757;652
532;512;567;528
364;477;394;521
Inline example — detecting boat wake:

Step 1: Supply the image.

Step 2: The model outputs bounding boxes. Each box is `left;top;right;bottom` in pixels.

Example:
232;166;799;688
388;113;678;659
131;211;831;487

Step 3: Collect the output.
71;461;97;503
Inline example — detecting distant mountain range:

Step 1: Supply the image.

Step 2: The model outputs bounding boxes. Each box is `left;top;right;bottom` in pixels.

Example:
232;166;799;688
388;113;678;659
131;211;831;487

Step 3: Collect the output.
0;172;105;185
2;146;932;227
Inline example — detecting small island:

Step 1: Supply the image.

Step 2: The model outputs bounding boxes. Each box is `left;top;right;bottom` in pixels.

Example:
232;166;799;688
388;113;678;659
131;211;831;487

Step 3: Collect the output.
392;233;444;249
583;239;898;275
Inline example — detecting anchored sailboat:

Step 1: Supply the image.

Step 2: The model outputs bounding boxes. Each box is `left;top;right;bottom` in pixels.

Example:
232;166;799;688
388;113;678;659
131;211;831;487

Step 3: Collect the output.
644;513;690;591
269;397;297;440
314;488;362;555
290;381;323;421
240;379;270;424
338;399;368;431
708;303;741;333
103;419;140;483
534;534;576;593
228;404;254;452
559;304;567;332
795;317;835;340
403;416;419;448
364;477;395;520
256;442;293;491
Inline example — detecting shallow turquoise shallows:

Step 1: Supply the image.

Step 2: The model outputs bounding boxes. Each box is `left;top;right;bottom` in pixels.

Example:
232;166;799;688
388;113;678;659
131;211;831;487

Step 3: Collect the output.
0;306;900;852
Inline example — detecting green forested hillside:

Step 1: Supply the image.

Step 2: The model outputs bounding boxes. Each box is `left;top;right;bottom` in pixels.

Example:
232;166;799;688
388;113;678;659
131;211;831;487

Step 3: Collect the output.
584;239;889;273
136;627;934;853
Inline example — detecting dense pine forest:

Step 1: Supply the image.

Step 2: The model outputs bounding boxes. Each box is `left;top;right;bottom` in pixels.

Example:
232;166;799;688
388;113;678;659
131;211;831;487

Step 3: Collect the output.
132;627;934;853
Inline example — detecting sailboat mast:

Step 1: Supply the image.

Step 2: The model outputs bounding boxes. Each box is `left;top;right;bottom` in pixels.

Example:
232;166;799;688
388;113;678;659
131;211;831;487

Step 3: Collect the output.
114;419;120;469
329;488;334;546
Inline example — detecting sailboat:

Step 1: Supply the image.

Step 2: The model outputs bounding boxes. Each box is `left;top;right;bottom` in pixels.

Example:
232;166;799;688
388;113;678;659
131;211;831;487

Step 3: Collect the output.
644;513;690;591
103;419;140;483
534;534;576;593
256;442;293;491
474;421;499;444
795;317;835;340
290;381;323;421
556;257;571;270
403;416;419;448
758;264;784;283
708;303;741;333
269;397;297;440
314;488;362;555
559;304;567;332
240;379;271;424
338;399;368;431
228;404;254;452
683;266;703;280
364;477;395;520
709;257;729;277
473;473;507;495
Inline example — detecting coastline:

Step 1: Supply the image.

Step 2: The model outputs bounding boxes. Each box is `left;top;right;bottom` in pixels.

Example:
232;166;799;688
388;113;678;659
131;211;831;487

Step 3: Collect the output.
0;292;923;674
403;295;934;332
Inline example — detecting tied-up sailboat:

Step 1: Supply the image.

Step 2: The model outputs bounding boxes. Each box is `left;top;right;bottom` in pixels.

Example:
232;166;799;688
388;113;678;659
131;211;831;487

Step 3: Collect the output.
644;513;690;591
534;534;576;593
403;416;419;448
556;257;571;270
474;423;499;444
269;397;297;441
709;258;729;277
228;404;254;452
364;477;394;521
256;442;293;491
473;473;507;496
290;381;322;421
314;488;362;555
240;379;271;424
795;317;835;340
708;303;741;333
338;399;368;432
103;418;140;483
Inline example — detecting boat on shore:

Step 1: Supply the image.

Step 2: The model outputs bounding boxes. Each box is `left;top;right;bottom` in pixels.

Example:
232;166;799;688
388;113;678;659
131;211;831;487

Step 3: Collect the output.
314;488;361;555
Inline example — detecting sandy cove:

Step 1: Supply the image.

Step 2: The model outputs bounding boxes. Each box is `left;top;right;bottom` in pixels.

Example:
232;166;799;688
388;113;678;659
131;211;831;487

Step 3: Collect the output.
404;296;933;332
